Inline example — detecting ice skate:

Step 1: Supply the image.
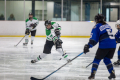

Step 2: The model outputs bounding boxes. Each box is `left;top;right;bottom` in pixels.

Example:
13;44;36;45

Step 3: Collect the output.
31;60;37;63
113;60;120;65
108;70;116;80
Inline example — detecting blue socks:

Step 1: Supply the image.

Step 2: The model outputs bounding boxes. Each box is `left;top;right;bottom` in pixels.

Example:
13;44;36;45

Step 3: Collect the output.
91;57;114;74
118;50;120;60
103;57;114;73
91;58;101;73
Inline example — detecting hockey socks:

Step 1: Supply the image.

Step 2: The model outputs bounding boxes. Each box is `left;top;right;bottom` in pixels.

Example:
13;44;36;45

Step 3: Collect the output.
118;50;120;60
89;58;101;79
31;36;34;45
91;58;101;73
35;53;48;62
103;57;114;73
56;48;69;60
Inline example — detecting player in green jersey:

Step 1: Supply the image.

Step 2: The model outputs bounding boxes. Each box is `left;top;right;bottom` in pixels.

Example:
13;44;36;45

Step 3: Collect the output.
31;20;70;63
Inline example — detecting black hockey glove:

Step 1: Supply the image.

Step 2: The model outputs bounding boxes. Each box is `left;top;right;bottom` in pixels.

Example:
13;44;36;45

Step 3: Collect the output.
55;29;61;37
25;28;30;35
32;23;37;29
83;44;89;54
54;38;63;45
54;39;63;49
56;39;63;45
30;23;33;27
30;23;37;29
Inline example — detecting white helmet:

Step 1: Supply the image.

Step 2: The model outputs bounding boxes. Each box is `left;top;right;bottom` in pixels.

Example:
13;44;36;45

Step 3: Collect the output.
116;20;120;30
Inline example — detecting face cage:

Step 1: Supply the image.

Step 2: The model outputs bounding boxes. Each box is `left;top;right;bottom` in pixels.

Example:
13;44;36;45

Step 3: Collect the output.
115;24;120;30
29;17;33;20
45;24;52;30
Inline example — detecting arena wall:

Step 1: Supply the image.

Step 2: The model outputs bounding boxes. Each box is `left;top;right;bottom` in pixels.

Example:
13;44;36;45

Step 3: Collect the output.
0;21;117;37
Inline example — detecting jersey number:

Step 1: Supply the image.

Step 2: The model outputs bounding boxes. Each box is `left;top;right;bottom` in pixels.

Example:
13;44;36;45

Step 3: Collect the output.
106;29;115;39
90;33;93;38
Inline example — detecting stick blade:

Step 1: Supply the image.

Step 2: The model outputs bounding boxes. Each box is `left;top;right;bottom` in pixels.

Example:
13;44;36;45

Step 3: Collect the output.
30;77;44;80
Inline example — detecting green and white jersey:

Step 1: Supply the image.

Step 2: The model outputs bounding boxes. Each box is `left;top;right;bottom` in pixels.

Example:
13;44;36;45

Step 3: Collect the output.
25;17;39;31
46;22;61;41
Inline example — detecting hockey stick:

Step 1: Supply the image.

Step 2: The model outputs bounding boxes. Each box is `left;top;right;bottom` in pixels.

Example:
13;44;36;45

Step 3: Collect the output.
14;27;34;47
85;62;93;68
30;52;84;80
14;35;26;47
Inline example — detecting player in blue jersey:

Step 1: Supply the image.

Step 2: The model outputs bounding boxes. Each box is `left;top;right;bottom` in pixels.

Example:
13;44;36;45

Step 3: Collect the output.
113;20;120;65
83;14;116;80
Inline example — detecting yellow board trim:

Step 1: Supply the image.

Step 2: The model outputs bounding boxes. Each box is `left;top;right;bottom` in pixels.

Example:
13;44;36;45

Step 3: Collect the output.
0;35;90;38
61;36;90;38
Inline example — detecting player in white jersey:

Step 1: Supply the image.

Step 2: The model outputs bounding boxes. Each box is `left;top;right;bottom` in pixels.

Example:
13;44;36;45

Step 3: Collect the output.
113;20;120;65
23;13;39;46
31;20;70;63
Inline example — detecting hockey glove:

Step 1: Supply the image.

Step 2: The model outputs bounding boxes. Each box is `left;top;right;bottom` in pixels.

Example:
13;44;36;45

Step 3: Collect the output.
30;23;34;27
54;38;63;49
25;28;30;35
55;29;61;37
83;44;89;54
30;23;37;29
33;23;37;29
56;39;63;45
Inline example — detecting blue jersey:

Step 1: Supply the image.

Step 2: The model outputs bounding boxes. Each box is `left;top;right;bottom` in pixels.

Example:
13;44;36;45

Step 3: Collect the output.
88;23;116;49
115;30;120;43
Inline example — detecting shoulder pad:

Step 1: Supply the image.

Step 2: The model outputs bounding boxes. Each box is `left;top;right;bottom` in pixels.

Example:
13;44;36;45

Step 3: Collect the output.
33;17;38;20
51;22;56;25
26;19;29;22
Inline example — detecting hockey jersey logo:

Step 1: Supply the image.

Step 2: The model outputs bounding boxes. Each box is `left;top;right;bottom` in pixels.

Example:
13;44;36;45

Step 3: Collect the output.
99;24;112;31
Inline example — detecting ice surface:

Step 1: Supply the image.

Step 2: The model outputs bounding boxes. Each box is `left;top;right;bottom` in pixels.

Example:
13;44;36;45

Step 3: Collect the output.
0;37;120;80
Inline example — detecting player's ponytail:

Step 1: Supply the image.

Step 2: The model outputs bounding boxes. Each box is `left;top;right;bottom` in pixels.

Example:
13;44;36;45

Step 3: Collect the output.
99;21;106;25
95;14;106;25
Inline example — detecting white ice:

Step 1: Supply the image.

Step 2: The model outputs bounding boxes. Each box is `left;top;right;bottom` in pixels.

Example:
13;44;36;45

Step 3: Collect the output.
0;37;120;80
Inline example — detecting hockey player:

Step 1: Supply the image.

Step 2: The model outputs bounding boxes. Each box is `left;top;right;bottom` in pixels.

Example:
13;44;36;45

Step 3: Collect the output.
83;14;116;79
31;20;70;63
23;13;39;46
113;20;120;65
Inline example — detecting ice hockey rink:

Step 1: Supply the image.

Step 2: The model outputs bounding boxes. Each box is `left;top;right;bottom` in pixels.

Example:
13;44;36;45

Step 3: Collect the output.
0;37;120;80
